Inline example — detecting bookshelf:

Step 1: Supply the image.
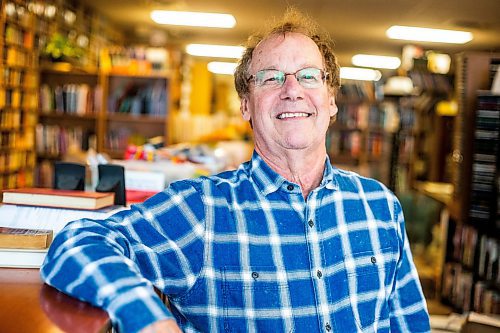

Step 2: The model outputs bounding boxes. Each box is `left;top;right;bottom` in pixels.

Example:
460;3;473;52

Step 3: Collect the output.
101;71;172;159
410;69;455;185
13;0;178;186
440;52;500;315
34;68;174;184
35;65;100;186
327;80;394;186
0;0;38;189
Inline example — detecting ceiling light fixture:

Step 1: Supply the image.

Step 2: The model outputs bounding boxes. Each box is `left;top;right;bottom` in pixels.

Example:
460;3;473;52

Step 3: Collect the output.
386;25;473;44
340;67;382;81
352;54;401;69
151;10;236;28
207;62;238;75
186;44;244;59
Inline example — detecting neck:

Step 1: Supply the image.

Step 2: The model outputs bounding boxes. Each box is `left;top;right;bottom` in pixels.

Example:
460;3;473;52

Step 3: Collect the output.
256;146;326;199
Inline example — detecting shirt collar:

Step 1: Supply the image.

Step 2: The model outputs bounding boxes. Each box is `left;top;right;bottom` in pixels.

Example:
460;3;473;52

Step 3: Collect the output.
247;150;338;196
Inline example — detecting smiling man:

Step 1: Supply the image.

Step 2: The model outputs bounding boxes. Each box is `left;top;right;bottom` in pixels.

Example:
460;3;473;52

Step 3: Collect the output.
41;8;431;333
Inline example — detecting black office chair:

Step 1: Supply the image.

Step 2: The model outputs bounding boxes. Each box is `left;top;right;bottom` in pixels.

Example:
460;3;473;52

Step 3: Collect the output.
53;162;86;191
95;164;126;206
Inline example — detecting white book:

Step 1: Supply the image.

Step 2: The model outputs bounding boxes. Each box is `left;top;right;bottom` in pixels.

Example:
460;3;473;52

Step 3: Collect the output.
0;248;47;268
76;84;89;115
0;203;125;234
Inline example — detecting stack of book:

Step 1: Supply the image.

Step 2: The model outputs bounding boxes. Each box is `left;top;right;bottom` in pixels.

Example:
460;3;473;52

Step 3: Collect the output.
0;188;120;268
469;92;499;224
0;227;53;268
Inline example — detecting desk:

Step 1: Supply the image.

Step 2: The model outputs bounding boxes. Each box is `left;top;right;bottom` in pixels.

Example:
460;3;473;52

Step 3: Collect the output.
0;268;110;333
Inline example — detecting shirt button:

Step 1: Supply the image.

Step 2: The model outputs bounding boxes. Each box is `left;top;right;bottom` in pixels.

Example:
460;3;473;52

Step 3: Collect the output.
316;270;322;279
286;184;294;191
325;323;332;331
251;272;259;279
308;220;314;227
371;256;377;264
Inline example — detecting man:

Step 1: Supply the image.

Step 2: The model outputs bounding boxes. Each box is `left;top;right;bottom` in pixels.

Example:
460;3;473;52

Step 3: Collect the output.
42;9;431;333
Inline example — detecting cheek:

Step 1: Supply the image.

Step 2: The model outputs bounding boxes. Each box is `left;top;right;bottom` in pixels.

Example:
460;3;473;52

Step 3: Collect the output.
251;94;274;119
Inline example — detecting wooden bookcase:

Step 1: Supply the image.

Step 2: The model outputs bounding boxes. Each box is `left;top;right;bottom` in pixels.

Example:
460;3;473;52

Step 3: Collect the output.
35;65;100;187
34;67;174;186
0;0;38;189
0;0;179;187
440;52;500;314
101;71;172;159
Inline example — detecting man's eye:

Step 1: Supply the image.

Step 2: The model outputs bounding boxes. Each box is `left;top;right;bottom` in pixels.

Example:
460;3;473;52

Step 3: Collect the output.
299;74;317;81
264;77;279;82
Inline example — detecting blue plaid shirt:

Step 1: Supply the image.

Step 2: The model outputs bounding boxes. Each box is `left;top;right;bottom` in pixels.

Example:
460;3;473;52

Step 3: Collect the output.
41;152;430;332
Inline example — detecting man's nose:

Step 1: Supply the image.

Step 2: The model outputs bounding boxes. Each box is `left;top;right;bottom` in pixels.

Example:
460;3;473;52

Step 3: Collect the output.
279;74;304;100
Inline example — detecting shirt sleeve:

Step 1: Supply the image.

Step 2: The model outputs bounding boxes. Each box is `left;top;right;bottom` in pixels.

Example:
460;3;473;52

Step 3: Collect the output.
40;180;206;333
389;197;431;332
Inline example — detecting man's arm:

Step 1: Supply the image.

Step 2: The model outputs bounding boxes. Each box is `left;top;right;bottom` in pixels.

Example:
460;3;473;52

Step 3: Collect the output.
388;198;431;332
140;319;183;333
41;181;206;333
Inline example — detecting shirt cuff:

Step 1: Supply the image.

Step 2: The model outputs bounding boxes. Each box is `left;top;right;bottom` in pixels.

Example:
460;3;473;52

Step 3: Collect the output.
106;286;174;333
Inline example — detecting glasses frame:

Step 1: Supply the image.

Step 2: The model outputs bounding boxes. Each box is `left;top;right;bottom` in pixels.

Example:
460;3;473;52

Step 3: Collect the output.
247;67;329;89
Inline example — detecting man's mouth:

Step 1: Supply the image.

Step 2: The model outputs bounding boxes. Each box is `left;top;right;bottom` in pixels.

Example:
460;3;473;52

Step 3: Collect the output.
276;112;312;119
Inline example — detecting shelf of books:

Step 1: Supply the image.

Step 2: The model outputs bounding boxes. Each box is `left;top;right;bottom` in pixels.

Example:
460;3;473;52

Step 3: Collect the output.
327;80;394;186
102;72;171;159
1;0;39;189
440;52;500;315
36;68;102;159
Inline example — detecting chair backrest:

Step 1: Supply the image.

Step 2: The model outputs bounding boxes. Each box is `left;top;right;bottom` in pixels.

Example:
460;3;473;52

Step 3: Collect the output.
53;162;86;191
95;164;126;206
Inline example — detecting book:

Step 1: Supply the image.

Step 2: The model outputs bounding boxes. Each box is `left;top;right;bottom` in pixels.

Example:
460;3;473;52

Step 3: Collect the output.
0;203;125;234
0;204;126;268
0;227;53;249
2;188;115;210
0;248;48;268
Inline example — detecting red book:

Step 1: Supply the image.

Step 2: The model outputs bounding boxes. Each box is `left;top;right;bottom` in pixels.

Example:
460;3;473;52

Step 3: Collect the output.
2;188;115;210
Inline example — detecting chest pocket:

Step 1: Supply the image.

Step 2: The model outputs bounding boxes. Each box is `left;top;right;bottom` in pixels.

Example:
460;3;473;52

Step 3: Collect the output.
222;266;294;333
344;248;396;332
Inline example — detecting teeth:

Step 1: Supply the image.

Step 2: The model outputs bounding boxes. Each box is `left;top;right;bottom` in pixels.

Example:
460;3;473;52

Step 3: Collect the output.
277;112;310;119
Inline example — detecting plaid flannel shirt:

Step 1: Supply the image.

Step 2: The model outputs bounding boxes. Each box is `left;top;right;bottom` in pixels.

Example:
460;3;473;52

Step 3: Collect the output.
41;151;430;332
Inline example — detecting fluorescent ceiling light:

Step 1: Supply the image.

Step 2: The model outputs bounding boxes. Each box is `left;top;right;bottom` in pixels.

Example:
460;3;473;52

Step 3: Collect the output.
386;25;473;44
207;62;238;75
151;10;236;28
352;54;401;69
186;44;244;59
340;67;382;81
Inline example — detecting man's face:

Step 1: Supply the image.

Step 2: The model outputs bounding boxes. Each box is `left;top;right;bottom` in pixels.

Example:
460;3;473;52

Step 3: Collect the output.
241;32;338;156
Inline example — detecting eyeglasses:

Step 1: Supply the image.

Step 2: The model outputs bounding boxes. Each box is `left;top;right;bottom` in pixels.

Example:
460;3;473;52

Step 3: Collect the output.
247;67;328;89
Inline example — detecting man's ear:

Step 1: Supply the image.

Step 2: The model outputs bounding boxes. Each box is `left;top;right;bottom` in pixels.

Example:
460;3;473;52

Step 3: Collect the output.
329;95;338;118
241;97;251;121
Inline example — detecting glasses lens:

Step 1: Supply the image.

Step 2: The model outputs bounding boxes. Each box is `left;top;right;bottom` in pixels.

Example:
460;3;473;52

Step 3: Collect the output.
255;70;284;86
296;68;323;88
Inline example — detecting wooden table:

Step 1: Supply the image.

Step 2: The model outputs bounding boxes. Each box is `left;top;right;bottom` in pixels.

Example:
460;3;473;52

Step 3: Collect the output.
0;268;110;333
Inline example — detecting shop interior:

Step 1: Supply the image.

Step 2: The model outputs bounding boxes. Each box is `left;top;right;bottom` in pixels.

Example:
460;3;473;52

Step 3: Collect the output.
0;0;499;331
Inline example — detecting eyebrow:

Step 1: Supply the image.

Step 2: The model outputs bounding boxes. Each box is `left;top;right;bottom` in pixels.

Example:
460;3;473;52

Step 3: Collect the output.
255;64;322;72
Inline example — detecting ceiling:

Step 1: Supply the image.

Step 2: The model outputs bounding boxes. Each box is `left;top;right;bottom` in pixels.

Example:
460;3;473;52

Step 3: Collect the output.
84;0;500;69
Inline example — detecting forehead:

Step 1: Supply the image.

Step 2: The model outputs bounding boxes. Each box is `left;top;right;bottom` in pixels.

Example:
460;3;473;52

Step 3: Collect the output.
250;32;323;71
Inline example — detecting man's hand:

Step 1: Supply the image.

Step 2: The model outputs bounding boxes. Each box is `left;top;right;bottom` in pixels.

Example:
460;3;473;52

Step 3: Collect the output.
139;319;183;333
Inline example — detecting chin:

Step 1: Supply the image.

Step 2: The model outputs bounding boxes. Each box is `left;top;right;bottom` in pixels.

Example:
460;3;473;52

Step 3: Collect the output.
281;139;312;150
